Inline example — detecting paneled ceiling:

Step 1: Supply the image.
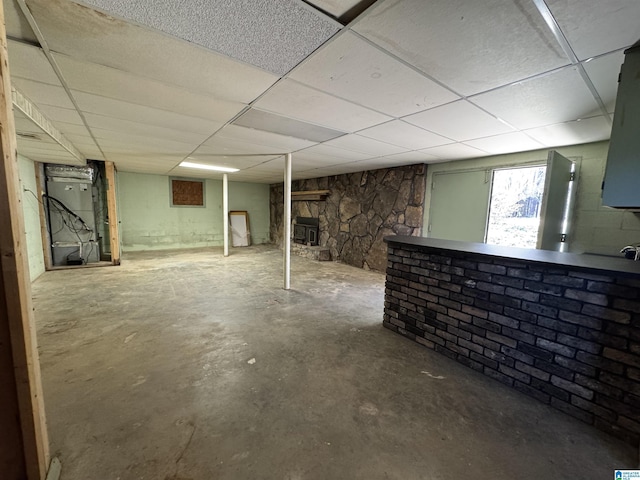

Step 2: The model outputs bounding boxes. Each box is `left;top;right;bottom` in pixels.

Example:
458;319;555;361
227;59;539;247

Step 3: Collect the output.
5;0;640;183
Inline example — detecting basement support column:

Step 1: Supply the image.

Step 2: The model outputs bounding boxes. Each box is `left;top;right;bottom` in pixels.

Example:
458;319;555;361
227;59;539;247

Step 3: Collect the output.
0;1;50;477
223;173;229;257
283;153;292;290
105;161;120;265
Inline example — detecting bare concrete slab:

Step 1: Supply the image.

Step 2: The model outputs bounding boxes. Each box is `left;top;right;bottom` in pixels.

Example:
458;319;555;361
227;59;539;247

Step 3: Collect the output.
31;246;637;479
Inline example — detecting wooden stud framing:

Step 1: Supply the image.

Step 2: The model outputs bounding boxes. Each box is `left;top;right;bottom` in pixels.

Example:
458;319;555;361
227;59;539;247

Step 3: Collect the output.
105;161;120;265
34;163;51;271
0;2;50;478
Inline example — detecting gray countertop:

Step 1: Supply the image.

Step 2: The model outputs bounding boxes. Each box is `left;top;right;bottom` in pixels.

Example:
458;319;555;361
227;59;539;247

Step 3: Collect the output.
384;236;640;276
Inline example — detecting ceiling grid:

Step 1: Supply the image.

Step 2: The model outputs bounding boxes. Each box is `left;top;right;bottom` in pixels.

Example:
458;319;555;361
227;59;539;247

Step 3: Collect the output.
3;0;639;180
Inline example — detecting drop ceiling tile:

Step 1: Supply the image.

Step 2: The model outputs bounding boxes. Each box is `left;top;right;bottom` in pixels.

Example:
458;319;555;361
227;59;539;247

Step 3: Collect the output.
298;144;371;162
76;145;106;160
358;120;451;150
583;51;625;113
27;0;278;103
284;149;353;169
290;31;459;117
305;0;363;18
353;0;570;96
54;55;247;123
470;66;601;130
198;136;285;156
37;105;85;125
285;157;348;171
379;151;437;163
63;134;99;147
53;122;93;137
404;100;515;141
83;113;212;145
16;138;85;165
12;79;75;109
7;41;60;85
524;116;612;147
420;143;489;160
109;154;183;165
73;92;222;136
216;125;316;152
464;132;544;155
323;134;407;156
294;170;330;181
91;128;196;154
15;115;45;136
253;79;392;132
80;0;339;76
112;156;180;174
4;0;38;43
304;162;370;177
547;0;640;60
243;160;291;174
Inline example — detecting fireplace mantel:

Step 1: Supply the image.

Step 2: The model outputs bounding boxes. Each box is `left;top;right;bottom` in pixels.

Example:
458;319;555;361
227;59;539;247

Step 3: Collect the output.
291;190;330;201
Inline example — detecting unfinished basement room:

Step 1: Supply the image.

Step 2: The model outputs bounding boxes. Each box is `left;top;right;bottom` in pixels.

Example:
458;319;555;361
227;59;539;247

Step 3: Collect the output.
2;0;640;479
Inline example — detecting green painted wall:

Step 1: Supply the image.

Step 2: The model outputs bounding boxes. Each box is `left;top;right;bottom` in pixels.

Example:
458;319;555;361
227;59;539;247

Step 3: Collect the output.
118;172;270;251
17;155;45;281
423;141;640;255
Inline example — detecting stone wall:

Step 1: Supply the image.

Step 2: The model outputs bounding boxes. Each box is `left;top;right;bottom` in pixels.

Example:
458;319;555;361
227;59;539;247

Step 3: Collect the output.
270;164;426;272
384;239;640;446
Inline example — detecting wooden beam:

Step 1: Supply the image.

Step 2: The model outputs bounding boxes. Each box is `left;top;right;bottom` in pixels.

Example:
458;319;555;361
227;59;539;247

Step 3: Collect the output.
0;2;50;478
105;161;120;265
291;190;330;196
34;163;51;271
291;190;330;202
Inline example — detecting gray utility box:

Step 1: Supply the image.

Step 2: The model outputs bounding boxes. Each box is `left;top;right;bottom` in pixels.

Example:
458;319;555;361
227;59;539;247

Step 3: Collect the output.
603;44;640;209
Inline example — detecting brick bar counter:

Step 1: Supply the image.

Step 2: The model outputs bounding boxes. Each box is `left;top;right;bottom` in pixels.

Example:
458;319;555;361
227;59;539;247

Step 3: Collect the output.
383;236;640;445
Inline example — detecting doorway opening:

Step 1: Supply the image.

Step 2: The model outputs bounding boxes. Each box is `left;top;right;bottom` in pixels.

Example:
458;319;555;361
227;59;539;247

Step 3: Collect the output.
485;165;546;248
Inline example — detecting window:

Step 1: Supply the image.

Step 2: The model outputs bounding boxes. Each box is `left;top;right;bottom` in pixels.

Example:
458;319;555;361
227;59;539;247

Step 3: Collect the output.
485;166;546;248
170;178;205;207
427;150;577;252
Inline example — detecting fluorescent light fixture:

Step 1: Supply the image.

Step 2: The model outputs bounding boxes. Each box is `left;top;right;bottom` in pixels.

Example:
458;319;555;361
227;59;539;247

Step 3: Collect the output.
179;161;239;173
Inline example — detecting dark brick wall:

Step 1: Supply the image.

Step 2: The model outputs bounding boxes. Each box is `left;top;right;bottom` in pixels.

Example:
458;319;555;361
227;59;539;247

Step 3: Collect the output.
384;241;640;446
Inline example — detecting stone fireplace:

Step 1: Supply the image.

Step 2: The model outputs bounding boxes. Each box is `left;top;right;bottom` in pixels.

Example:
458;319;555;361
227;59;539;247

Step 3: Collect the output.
293;217;319;246
270;164;427;272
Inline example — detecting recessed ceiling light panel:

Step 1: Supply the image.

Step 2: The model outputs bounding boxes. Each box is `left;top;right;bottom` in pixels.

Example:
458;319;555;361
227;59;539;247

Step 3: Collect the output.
232;108;346;143
179;161;239;172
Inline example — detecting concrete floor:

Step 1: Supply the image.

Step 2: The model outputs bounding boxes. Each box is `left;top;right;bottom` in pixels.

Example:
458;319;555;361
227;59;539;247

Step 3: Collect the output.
32;246;637;480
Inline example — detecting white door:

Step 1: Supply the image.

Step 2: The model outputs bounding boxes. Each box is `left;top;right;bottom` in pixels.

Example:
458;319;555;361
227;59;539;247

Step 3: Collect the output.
536;150;574;251
428;170;491;242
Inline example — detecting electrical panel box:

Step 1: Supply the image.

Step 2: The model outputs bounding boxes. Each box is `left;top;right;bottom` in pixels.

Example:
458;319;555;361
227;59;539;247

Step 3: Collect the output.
46;177;99;265
603;45;640;208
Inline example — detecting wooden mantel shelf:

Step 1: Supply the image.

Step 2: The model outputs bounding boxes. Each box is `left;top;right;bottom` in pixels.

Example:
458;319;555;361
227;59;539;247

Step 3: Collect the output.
291;190;330;201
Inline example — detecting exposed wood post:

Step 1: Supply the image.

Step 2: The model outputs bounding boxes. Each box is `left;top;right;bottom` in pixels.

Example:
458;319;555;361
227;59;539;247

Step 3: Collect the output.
34;163;51;270
104;161;120;265
0;1;50;478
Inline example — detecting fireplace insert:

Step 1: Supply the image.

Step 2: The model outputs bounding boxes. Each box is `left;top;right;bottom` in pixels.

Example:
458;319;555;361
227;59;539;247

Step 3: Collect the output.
294;217;319;246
